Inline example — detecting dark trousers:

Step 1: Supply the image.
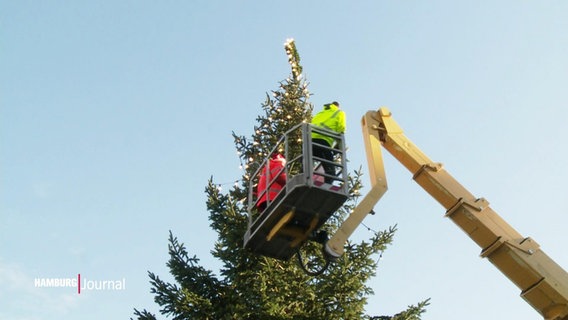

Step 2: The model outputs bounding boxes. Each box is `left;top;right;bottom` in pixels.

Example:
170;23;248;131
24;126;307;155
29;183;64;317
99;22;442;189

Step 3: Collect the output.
312;138;335;183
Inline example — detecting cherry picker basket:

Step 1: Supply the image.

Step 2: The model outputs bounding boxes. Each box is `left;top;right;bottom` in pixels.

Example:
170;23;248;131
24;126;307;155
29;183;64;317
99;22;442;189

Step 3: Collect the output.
243;123;349;260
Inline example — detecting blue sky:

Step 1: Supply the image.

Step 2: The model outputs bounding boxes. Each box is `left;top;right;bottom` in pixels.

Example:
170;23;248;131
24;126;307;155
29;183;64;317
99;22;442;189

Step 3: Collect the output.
2;1;567;319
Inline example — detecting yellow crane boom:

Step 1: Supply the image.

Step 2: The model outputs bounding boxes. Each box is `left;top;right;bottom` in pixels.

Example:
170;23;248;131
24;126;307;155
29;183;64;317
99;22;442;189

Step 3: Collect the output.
326;107;568;320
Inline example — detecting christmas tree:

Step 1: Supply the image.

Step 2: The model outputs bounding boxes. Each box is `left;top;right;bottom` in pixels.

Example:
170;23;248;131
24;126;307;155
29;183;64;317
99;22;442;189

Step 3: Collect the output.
132;39;429;320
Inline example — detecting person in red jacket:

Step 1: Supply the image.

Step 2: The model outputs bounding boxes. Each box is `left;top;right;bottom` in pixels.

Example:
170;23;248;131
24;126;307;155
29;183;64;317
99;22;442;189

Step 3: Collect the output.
256;153;287;213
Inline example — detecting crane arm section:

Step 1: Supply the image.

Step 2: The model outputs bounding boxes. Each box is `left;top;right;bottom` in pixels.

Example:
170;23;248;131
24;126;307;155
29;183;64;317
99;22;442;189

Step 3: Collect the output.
324;111;389;259
328;107;568;320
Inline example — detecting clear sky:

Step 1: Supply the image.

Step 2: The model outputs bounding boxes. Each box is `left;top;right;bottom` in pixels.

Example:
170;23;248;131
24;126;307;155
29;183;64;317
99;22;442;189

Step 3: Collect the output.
2;1;567;319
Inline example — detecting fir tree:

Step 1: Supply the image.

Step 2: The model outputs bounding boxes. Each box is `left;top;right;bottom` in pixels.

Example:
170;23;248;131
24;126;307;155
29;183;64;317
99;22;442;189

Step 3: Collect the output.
132;39;429;320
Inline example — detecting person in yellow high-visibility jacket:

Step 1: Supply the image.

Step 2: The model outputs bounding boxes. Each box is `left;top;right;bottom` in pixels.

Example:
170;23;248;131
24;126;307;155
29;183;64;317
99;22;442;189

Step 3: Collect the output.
311;101;346;183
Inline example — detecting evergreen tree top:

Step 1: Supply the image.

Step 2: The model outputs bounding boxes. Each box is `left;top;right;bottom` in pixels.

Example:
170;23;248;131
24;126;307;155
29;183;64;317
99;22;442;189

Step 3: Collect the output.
132;38;429;320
